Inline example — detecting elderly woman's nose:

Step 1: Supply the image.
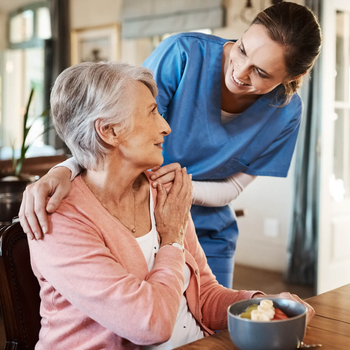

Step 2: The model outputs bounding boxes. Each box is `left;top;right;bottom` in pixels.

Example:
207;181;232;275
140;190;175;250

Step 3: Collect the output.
160;117;171;135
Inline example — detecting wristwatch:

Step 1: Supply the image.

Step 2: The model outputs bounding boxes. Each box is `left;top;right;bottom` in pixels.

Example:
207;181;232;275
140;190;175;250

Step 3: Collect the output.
168;242;185;252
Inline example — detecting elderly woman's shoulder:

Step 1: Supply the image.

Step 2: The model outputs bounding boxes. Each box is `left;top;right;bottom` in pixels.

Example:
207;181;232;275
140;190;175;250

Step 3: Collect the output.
57;176;95;212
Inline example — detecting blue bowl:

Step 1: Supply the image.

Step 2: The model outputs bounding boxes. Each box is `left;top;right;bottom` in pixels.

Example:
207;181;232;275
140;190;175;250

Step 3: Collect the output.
227;298;307;350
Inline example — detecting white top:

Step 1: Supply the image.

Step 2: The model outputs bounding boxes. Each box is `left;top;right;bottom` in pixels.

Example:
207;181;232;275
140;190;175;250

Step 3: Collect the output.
221;109;240;125
138;190;204;349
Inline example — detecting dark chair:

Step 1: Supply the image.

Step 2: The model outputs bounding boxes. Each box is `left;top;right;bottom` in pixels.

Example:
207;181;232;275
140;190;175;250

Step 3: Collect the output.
0;222;41;350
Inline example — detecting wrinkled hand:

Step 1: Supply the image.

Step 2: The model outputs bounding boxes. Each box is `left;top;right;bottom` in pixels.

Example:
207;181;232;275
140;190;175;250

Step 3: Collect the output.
19;167;72;240
254;292;315;325
149;163;182;193
155;167;192;247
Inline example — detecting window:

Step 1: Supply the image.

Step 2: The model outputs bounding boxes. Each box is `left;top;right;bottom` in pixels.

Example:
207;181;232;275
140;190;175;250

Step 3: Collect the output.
0;2;51;158
332;11;350;200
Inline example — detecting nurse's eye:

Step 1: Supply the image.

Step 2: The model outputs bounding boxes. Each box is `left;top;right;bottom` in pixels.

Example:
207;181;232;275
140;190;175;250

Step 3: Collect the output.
238;45;245;55
256;68;267;79
151;106;158;115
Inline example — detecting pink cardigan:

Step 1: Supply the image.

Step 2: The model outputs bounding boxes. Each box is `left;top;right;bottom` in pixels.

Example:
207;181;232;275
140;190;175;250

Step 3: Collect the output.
28;175;262;349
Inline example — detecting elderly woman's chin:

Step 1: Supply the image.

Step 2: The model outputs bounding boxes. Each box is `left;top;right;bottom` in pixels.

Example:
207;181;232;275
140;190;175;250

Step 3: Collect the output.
129;146;164;171
146;148;164;169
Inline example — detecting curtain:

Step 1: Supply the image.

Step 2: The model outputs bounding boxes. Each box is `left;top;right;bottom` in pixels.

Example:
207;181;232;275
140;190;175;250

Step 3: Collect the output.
121;0;224;39
285;0;322;288
48;0;71;80
46;0;70;150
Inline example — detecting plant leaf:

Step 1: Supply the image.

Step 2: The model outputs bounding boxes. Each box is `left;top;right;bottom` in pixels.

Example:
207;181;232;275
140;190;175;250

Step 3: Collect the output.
21;89;34;155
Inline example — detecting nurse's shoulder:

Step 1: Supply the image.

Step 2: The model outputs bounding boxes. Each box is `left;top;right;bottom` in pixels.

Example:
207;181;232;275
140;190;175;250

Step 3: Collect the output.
281;91;303;124
154;32;228;54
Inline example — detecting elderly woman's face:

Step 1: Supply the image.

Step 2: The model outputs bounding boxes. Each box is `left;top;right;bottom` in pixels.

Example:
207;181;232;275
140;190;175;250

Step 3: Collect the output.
224;24;290;97
117;82;171;169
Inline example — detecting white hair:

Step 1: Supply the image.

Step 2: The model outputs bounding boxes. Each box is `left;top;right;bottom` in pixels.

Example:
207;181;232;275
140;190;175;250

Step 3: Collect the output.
50;61;158;170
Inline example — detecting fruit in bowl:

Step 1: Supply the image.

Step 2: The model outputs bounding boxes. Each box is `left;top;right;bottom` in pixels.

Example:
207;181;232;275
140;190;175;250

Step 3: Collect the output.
227;298;307;350
239;299;289;321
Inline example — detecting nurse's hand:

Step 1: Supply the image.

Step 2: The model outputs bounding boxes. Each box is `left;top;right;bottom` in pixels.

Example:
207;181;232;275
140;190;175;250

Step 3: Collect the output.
149;163;183;193
19;166;72;240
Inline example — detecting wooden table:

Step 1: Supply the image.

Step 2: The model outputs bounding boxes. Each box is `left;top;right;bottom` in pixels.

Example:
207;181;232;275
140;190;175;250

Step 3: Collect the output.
175;284;350;349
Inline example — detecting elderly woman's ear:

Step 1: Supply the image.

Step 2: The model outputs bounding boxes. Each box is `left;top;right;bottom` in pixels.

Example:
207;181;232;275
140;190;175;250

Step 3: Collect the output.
94;119;119;147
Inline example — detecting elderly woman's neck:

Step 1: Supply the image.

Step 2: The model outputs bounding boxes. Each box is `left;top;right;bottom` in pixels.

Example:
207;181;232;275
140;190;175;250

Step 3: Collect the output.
82;165;147;203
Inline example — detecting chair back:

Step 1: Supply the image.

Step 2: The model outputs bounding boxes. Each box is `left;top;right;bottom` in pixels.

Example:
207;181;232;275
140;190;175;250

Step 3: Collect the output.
0;222;41;350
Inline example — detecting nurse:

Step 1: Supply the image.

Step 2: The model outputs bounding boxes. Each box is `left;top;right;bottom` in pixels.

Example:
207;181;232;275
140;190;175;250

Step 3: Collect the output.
19;2;322;288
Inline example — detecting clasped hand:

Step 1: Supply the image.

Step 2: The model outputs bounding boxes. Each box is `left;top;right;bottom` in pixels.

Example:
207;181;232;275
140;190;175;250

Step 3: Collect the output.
154;167;193;248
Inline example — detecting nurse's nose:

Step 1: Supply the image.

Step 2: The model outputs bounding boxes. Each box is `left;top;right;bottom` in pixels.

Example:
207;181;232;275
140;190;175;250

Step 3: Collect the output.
234;62;250;83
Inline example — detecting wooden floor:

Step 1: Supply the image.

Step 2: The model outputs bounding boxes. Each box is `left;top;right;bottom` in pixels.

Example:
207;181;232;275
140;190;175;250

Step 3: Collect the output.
0;264;314;346
233;264;315;299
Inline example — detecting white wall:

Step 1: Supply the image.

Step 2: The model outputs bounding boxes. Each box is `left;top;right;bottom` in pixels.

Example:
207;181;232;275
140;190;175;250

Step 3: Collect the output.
232;158;296;272
70;0;122;29
214;0;305;40
0;9;6;51
214;0;262;39
70;0;152;66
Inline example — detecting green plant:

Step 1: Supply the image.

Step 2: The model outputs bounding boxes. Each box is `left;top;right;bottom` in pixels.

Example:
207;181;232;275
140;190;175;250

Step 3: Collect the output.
8;88;50;177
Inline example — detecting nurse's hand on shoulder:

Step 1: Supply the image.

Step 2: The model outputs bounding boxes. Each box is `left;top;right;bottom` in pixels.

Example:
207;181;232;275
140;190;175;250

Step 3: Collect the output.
19;166;72;240
155;167;192;248
253;292;315;326
150;163;184;193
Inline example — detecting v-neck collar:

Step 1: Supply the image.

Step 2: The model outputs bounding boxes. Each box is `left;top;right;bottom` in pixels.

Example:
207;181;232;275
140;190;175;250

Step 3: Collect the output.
204;40;282;145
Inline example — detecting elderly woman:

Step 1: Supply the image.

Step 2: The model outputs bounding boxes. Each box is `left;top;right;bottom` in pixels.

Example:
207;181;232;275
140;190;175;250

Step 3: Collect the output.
28;61;313;349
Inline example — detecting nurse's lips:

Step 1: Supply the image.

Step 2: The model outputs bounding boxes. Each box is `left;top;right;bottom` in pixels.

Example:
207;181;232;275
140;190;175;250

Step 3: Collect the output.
231;73;249;86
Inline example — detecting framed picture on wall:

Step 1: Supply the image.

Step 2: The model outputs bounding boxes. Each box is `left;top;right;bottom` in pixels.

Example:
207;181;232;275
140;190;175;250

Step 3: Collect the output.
71;24;120;65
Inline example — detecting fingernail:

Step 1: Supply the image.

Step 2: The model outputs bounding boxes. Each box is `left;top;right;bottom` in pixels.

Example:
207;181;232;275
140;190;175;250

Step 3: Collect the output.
184;167;187;172
189;174;192;179
152;181;158;187
42;226;47;234
151;175;157;180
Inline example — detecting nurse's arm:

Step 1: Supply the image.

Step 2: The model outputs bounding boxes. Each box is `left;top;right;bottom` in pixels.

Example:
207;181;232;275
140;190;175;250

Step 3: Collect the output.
150;164;255;207
19;157;82;240
192;173;256;207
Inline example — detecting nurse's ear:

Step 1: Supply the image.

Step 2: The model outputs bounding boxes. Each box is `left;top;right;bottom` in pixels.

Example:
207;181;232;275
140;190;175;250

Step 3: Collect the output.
94;119;119;148
284;71;307;85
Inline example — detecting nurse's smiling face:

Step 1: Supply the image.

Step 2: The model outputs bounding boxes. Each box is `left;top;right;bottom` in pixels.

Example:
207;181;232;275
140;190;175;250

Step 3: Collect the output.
224;24;292;97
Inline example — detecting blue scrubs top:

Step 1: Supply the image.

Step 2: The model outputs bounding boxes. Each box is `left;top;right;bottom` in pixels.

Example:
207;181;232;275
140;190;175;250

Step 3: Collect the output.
143;33;302;258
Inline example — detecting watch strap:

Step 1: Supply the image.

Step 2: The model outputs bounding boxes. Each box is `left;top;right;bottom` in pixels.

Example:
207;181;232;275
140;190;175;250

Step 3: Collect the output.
168;242;185;252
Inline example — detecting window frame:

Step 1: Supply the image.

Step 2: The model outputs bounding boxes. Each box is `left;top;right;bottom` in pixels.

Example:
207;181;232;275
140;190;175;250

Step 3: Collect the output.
8;1;49;50
3;2;52;149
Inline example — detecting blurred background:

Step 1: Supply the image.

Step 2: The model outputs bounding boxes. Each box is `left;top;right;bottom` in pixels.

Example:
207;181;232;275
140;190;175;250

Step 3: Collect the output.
0;0;349;301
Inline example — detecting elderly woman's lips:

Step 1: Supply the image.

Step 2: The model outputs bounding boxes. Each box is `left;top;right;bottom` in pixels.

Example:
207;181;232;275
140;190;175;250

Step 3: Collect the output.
154;143;163;149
